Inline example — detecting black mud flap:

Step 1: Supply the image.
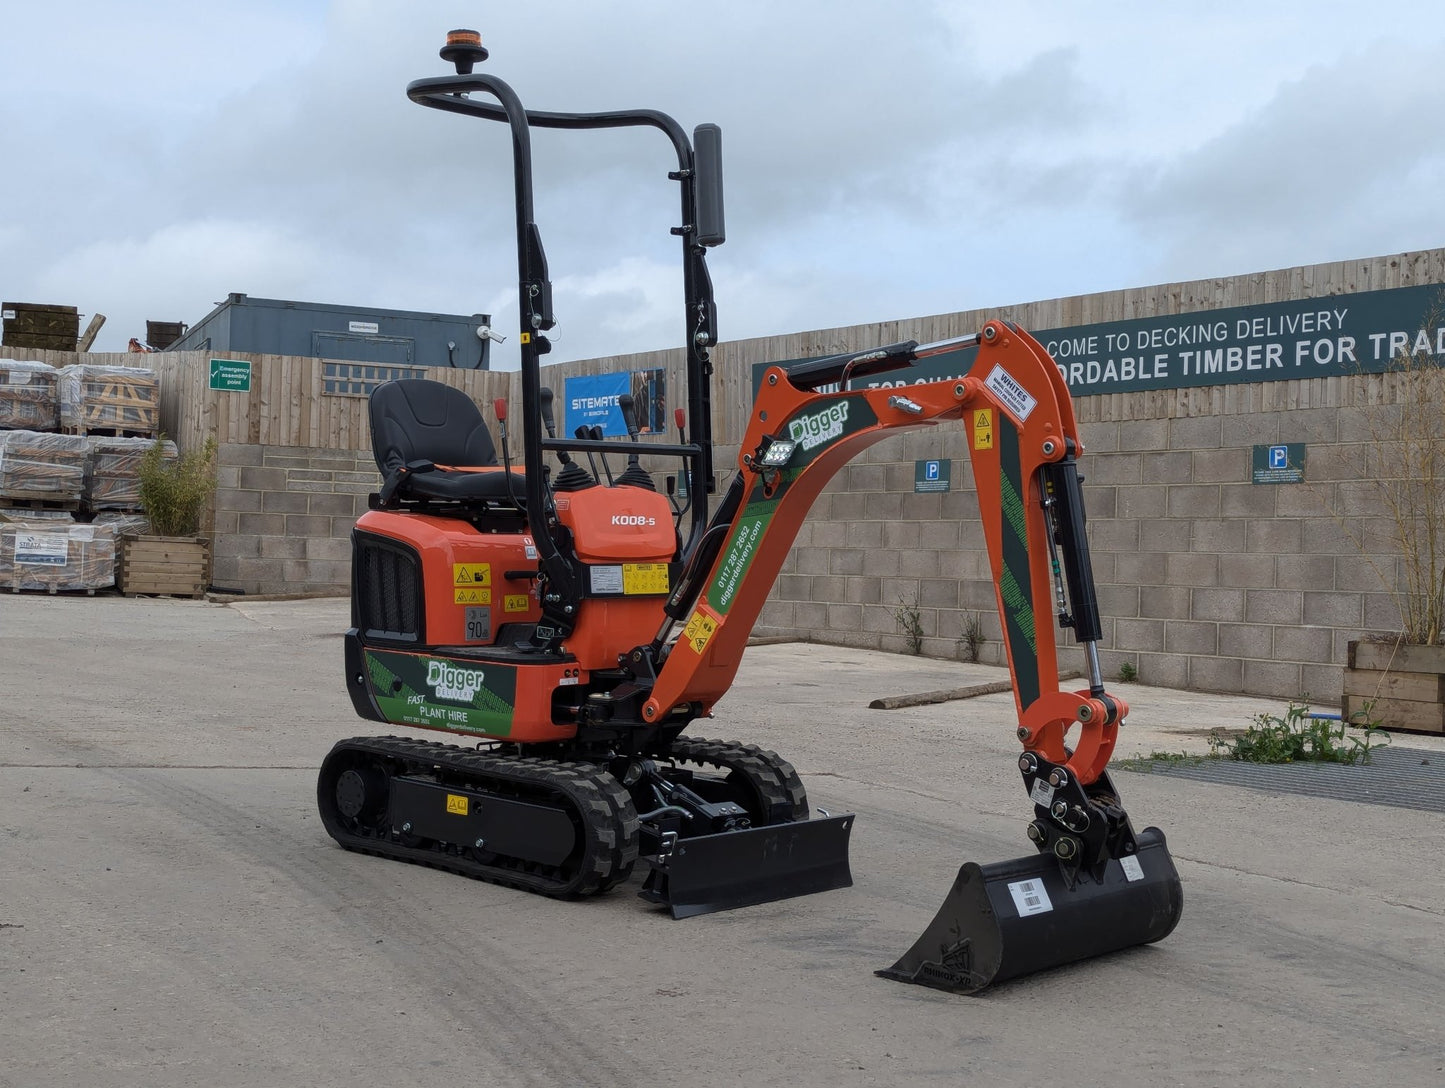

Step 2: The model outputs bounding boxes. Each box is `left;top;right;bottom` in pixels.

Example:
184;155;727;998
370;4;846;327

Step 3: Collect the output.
877;826;1183;994
640;812;855;919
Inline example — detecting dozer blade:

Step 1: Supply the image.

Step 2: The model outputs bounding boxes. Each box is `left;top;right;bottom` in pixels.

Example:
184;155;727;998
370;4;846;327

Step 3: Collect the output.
878;825;1182;994
641;812;855;919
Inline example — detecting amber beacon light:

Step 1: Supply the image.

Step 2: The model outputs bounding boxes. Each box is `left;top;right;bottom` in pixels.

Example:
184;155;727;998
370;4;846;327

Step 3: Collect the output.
440;29;488;73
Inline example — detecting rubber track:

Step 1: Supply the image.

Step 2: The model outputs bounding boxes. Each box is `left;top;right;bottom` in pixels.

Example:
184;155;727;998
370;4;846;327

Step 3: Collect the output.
667;737;810;823
318;735;639;898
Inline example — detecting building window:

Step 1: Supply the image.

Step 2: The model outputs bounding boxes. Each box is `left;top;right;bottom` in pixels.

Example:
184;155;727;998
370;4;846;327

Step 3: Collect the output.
322;362;427;397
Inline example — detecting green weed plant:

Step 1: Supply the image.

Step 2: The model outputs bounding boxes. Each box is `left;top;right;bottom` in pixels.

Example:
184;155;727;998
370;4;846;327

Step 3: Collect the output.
1211;701;1391;765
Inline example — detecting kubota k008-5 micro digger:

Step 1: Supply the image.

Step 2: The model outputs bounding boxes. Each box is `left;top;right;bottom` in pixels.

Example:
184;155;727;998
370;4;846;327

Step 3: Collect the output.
319;29;1183;993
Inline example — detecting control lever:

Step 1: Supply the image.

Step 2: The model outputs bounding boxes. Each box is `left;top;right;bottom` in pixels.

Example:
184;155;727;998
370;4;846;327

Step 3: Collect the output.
492;398;522;507
588;425;616;486
616;393;655;490
673;407;693;515
538;388;571;463
544;388;594;491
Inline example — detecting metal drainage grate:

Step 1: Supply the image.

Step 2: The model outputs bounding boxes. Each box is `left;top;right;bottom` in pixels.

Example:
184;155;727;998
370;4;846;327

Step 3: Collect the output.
1119;746;1445;814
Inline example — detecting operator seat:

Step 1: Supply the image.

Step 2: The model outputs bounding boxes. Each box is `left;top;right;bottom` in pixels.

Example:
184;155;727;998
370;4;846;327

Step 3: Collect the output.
368;379;525;505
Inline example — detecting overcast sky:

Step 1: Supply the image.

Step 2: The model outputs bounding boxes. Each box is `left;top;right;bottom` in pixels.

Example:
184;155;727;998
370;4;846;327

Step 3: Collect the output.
3;2;1442;367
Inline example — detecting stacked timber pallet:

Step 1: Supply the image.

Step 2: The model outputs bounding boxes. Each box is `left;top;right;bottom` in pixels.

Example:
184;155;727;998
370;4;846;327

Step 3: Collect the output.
1;303;78;351
86;436;176;510
0;515;116;594
0;360;60;430
58;364;159;436
0;430;87;508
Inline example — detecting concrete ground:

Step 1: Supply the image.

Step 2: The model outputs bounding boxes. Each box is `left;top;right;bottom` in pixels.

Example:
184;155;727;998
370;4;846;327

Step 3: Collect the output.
2;595;1443;1087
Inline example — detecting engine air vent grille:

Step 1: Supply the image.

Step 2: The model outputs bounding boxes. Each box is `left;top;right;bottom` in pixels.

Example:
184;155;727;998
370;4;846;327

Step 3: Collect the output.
353;532;422;642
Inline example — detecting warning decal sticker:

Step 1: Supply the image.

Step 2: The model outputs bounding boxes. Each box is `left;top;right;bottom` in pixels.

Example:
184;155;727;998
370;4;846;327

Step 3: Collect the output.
682;608;719;655
972;408;993;451
453;563;491;587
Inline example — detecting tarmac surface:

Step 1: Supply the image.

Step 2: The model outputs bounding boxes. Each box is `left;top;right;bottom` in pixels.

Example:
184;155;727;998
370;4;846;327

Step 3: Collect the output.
3;594;1444;1087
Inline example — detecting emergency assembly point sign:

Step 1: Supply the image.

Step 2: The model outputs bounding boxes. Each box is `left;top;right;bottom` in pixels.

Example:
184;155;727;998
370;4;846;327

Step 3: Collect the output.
752;283;1445;400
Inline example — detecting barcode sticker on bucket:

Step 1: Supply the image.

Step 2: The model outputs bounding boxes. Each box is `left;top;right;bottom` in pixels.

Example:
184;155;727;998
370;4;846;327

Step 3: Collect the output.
1120;855;1145;882
1007;878;1054;917
1029;779;1054;807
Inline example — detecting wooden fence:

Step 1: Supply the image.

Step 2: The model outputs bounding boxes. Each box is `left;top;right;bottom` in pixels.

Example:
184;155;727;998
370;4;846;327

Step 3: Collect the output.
12;247;1444;456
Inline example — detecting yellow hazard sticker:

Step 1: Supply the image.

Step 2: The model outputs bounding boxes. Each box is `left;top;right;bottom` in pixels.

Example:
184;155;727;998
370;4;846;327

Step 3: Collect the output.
520;332;532;345
622;563;671;595
972;408;994;451
446;794;468;816
682;609;719;655
454;587;491;605
504;593;530;613
453;563;491;587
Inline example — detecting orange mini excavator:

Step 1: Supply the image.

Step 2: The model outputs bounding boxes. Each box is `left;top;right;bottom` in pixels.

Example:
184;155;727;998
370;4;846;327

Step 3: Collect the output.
319;29;1183;994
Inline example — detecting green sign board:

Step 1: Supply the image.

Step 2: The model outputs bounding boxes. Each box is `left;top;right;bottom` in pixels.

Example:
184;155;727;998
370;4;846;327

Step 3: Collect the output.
1252;443;1306;484
209;358;252;392
914;458;951;493
752;283;1445;400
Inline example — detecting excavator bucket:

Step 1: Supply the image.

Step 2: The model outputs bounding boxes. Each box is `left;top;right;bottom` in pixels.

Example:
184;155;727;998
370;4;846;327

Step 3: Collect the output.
878;826;1182;994
641;811;856;919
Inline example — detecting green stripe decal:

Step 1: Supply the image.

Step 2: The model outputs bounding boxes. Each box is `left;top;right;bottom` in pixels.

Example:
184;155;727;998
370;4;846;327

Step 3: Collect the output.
998;565;1035;652
997;425;1039;709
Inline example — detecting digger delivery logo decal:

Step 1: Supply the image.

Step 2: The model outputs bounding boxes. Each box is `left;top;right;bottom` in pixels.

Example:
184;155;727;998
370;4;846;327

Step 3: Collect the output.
788;401;850;451
427;660;486;702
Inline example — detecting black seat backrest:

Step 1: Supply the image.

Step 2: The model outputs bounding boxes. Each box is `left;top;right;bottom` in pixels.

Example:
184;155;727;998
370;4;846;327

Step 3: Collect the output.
368;380;499;475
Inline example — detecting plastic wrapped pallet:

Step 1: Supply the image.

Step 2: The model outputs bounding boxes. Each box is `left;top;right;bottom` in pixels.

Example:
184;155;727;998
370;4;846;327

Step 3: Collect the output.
0;429;87;503
91;511;151;537
0;519;115;592
57;364;158;435
0;506;73;522
85;436;177;510
90;512;151;579
0;359;59;431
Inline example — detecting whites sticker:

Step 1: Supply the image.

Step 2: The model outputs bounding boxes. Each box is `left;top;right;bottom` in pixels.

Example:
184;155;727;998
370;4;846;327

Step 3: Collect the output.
1029;779;1055;807
985;364;1038;422
1119;855;1145;882
1007;878;1053;917
590;565;623;594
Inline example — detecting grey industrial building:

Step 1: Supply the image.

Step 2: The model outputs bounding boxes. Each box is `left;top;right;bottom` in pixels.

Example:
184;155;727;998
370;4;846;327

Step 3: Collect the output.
168;293;494;370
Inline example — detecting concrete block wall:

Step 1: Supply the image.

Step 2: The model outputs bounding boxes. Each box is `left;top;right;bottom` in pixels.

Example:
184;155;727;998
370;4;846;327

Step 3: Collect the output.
753;379;1408;704
211;444;379;594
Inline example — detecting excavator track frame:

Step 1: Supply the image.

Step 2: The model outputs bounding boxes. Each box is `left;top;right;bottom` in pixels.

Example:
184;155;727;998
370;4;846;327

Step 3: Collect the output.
318;735;639;899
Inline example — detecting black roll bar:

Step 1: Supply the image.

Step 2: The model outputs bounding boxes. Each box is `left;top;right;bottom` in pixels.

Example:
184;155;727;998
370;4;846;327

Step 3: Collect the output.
405;72;719;568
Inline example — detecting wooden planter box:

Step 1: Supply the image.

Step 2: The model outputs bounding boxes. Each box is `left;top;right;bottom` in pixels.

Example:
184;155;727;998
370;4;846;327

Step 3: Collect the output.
1343;640;1445;735
118;535;210;599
